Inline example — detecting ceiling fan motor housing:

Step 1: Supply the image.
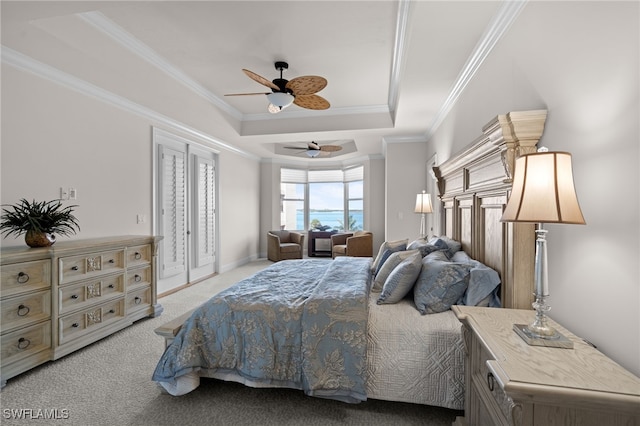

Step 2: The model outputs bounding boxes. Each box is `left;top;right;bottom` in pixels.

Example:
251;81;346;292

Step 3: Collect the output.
272;62;293;94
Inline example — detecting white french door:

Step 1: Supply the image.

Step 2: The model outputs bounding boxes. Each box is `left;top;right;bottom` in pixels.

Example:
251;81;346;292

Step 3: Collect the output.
154;128;217;294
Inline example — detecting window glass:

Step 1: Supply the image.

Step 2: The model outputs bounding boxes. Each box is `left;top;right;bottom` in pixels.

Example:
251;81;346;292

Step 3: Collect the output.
309;182;344;231
280;166;364;231
281;183;304;230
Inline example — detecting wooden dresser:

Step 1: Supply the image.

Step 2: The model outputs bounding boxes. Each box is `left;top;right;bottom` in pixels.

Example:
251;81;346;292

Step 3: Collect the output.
0;236;163;386
452;306;640;426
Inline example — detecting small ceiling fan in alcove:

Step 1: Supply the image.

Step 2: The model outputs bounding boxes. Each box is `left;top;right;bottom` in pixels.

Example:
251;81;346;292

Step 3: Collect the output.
225;61;330;114
284;141;343;158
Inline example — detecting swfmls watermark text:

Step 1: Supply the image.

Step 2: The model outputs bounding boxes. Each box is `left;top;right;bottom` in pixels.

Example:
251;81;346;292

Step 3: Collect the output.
2;408;70;420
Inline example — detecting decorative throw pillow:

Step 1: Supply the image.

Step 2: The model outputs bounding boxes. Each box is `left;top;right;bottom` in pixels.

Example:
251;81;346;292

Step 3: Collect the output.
450;250;471;264
428;236;462;258
407;238;448;258
372;239;408;276
449;251;501;307
414;254;471;314
377;251;422;304
371;249;420;292
464;262;502;307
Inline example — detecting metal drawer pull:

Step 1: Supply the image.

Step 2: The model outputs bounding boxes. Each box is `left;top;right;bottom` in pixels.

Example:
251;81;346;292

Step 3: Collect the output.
108;309;115;314
71;294;79;299
108;284;114;289
17;304;30;316
134;296;142;305
18;337;31;350
487;372;495;392
134;252;142;260
134;274;141;282
71;266;78;271
72;323;79;328
108;259;115;264
17;272;30;284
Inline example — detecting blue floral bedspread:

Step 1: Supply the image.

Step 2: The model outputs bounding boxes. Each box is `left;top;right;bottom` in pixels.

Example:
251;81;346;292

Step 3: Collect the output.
152;257;372;403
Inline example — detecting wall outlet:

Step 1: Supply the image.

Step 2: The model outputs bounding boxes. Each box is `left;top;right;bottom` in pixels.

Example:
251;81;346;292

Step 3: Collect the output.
69;188;77;200
137;214;146;224
60;187;69;200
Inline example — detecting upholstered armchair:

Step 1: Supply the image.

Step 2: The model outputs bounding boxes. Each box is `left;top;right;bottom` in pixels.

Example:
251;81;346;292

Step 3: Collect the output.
267;230;305;262
331;231;373;258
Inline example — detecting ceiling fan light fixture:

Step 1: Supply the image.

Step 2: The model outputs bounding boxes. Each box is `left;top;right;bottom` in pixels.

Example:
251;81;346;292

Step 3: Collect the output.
306;150;321;158
267;103;281;114
266;92;294;111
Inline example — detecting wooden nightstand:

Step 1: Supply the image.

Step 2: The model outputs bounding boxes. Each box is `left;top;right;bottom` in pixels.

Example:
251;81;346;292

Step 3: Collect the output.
452;306;640;426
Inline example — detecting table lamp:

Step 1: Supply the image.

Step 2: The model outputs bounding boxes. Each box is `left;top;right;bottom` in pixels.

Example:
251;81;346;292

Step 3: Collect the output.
501;148;585;348
414;190;433;239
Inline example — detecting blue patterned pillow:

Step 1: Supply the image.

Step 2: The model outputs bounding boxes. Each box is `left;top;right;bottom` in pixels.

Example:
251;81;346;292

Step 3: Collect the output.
451;251;502;307
372;239;408;276
407;238;448;258
428;236;461;258
377;251;422;304
413;253;471;314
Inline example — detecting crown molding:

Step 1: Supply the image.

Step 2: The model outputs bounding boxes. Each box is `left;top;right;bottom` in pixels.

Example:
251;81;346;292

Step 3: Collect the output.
78;11;244;122
424;0;528;141
383;134;427;144
387;0;413;123
1;46;258;161
242;103;390;122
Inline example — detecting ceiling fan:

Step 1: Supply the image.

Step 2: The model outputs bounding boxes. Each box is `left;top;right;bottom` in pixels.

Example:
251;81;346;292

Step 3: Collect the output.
284;141;343;158
225;61;330;114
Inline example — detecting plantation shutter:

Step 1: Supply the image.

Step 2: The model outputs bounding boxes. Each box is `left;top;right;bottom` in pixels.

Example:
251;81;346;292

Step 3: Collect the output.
160;146;187;278
194;155;215;267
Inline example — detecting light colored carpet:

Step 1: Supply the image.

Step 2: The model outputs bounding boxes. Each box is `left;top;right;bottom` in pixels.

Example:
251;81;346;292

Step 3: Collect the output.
0;259;461;425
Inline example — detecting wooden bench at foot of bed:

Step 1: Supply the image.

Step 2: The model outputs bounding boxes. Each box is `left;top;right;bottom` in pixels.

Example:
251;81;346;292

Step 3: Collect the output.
155;308;196;348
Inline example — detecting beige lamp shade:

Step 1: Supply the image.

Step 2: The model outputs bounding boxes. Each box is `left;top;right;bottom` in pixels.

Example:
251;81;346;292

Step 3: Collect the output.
501;151;586;224
414;191;433;214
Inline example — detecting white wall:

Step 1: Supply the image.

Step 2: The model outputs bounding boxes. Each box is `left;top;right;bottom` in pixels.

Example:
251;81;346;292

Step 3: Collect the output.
428;1;639;375
384;140;432;242
1;61;261;274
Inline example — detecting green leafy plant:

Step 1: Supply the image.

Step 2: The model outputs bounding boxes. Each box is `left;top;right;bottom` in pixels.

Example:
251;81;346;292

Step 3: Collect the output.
0;198;80;239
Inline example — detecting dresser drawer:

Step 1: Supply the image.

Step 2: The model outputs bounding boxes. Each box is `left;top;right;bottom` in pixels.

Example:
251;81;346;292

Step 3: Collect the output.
471;335;512;424
126;285;151;313
58;298;125;345
58;274;125;315
59;250;125;285
128;266;151;288
127;244;152;268
1;320;52;366
1;259;51;297
1;290;51;332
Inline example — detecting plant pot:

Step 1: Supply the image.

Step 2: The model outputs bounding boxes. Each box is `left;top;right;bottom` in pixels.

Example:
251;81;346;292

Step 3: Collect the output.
25;230;56;248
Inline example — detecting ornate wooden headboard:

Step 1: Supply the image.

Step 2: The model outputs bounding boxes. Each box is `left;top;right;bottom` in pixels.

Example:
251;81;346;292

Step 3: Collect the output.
432;110;548;309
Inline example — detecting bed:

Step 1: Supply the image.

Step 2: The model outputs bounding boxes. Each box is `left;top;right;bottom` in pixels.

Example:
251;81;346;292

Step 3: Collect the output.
152;110;548;410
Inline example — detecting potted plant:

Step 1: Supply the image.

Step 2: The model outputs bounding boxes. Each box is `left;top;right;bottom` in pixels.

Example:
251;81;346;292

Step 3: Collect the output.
0;199;80;247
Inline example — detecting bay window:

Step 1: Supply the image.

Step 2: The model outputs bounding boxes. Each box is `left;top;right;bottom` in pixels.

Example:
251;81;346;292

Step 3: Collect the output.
280;166;364;232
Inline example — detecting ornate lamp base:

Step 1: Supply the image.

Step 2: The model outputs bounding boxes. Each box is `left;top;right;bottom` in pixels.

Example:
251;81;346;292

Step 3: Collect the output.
514;294;573;348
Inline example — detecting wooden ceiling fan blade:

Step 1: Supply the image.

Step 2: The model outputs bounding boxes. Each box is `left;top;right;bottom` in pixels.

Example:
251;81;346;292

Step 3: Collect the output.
294;95;330;110
284;146;307;150
319;145;342;152
224;92;270;96
242;69;280;91
286;76;327;96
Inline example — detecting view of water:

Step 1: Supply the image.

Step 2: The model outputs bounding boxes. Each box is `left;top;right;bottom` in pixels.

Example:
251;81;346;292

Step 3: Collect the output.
297;210;364;231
